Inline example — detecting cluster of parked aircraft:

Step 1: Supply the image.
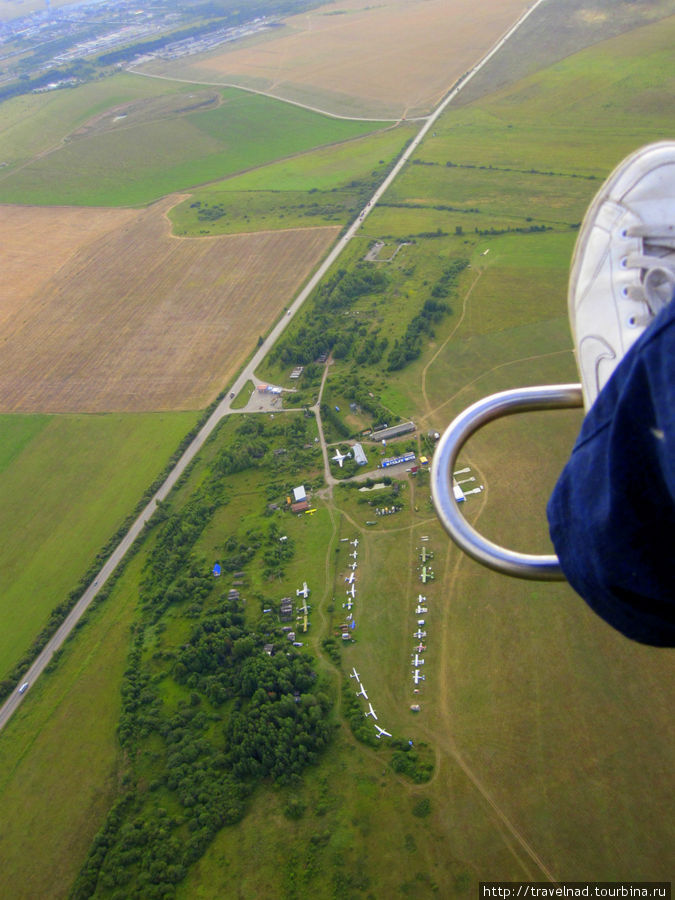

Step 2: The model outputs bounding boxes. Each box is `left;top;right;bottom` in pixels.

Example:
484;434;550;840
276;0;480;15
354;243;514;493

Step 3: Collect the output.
296;581;310;633
342;537;359;613
350;667;391;739
343;537;392;739
412;545;433;690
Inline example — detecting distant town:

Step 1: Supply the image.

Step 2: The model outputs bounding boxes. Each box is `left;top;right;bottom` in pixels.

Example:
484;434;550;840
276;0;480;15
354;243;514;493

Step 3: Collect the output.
0;0;313;98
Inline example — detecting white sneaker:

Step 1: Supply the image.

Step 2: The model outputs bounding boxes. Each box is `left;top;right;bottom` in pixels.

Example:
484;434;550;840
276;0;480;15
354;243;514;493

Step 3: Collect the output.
569;141;675;409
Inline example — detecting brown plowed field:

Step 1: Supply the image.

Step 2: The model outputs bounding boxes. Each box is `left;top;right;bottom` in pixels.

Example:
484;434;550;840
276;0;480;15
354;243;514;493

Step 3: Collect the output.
0;202;338;412
166;0;529;118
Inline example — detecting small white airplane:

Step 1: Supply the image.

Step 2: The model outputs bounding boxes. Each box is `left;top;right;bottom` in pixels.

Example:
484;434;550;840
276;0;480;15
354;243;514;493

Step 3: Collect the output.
413;629;427;639
350;550;358;560
346;583;356;598
350;538;359;548
296;582;309;598
332;448;351;467
413;654;425;667
415;606;428;614
414;643;426;652
348;561;357;570
349;667;360;680
343;598;353;610
412;669;426;685
365;703;378;720
356;684;368;699
374;725;391;739
345;571;355;584
417;594;426;603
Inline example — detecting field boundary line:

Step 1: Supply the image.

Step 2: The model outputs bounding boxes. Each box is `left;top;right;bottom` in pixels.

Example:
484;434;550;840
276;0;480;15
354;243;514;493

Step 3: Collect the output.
127;67;407;123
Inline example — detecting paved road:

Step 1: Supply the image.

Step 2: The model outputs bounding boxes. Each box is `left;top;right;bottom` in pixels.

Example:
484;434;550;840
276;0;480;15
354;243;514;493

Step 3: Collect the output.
0;0;548;734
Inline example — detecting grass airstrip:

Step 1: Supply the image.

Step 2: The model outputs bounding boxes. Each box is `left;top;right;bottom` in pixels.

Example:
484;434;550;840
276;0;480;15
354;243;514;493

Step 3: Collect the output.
1;6;674;898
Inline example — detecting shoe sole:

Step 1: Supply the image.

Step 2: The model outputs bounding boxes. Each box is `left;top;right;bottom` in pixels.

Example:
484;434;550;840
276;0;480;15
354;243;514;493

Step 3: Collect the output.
568;140;675;347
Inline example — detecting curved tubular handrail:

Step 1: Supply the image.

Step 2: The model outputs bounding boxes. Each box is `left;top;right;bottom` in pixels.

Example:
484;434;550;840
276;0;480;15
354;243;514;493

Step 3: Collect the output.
430;383;583;580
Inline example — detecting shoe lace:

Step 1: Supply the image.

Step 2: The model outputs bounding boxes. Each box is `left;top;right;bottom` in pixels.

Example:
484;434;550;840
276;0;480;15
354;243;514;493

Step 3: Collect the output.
624;224;675;317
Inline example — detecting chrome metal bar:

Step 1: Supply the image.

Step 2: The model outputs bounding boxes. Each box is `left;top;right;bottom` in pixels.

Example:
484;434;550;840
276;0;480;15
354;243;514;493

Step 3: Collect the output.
430;384;583;580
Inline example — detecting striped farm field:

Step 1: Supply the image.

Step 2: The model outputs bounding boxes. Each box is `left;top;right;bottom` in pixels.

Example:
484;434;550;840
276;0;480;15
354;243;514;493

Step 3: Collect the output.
141;0;531;119
0;200;339;412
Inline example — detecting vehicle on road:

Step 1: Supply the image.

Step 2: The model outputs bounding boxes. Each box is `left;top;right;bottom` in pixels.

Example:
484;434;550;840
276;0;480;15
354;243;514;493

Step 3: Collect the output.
18;682;29;694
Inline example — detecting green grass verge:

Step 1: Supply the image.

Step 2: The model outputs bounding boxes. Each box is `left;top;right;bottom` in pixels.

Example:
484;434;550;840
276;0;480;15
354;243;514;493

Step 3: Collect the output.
230;380;255;409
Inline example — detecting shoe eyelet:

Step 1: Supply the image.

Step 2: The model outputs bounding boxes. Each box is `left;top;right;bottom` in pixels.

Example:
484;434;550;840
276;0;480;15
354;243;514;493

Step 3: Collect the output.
621;286;628;297
620;257;628;268
627;316;637;327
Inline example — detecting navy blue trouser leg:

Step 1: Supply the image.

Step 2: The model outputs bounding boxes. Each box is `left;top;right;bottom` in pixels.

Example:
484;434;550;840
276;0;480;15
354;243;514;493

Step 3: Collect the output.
547;299;675;646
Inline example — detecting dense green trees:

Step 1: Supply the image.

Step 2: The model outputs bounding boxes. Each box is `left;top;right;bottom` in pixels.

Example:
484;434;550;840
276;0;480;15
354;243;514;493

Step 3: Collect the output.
271;263;389;367
72;415;333;896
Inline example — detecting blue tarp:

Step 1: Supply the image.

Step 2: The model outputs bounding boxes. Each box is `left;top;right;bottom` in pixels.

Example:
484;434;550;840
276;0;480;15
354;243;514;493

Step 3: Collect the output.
213;563;221;576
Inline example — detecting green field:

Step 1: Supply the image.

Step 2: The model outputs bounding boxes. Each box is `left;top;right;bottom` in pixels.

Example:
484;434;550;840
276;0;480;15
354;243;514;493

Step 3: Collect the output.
0;550;143;899
0;76;382;207
169;123;414;235
1;8;674;898
0;74;186;168
0;411;198;679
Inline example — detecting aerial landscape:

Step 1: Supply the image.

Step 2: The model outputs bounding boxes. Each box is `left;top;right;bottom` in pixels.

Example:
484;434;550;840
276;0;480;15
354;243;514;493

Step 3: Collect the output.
0;0;673;897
